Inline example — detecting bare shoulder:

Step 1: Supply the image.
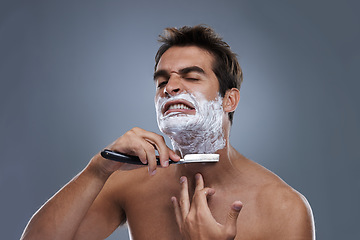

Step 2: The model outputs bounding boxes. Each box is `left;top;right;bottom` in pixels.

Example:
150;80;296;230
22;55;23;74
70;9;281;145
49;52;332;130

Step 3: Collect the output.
103;165;177;207
250;162;316;239
103;167;150;204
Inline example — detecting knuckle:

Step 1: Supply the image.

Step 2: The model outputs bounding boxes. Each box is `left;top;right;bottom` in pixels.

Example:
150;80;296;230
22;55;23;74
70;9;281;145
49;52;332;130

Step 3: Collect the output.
124;129;136;138
144;143;155;152
153;135;166;148
203;187;210;192
225;228;236;239
129;141;140;151
128;143;144;156
193;190;203;198
131;127;141;132
156;134;165;142
185;215;195;225
128;127;142;136
146;149;156;158
179;199;187;207
195;211;206;220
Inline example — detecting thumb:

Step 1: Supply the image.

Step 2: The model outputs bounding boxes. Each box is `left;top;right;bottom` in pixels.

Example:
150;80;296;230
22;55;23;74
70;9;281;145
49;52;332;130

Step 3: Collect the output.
225;201;243;237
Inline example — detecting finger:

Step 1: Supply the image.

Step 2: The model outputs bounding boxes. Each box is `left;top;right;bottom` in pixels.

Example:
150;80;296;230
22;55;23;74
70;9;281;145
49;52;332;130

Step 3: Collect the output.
133;128;173;168
171;196;183;229
110;129;151;164
194;173;204;191
169;149;181;162
135;144;148;165
120;127;180;167
110;137;149;165
130;128;162;165
225;201;243;237
193;187;215;208
179;176;190;220
145;136;169;168
141;141;158;175
153;142;180;166
190;187;217;223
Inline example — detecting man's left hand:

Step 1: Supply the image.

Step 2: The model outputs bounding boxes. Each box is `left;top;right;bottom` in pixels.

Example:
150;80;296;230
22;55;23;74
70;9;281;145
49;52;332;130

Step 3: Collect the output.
171;173;243;240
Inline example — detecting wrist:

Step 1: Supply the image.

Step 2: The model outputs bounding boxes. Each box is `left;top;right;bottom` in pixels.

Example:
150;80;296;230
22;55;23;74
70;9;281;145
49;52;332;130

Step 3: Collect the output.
85;153;114;181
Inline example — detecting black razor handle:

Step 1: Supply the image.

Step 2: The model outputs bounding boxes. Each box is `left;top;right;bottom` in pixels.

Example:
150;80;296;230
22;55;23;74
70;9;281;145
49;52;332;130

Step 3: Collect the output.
101;149;179;165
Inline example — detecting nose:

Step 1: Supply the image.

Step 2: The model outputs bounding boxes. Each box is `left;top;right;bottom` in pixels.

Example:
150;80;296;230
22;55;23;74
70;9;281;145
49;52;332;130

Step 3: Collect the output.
164;74;184;97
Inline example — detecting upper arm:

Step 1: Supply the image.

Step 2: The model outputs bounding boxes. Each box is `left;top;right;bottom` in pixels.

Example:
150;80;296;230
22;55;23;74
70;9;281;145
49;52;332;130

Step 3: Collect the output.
285;193;315;239
267;189;316;240
74;171;127;240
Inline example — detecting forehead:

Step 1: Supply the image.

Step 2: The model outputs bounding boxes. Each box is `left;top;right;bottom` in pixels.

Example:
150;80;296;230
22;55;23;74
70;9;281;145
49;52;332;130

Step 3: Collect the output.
156;46;214;72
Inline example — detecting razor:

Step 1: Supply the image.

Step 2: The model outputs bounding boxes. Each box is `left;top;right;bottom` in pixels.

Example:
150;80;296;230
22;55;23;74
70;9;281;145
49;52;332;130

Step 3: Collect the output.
101;149;219;165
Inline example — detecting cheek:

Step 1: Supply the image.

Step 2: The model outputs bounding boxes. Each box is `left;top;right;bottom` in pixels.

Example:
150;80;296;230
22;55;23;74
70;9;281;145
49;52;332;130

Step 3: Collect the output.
154;96;161;110
196;79;220;100
154;91;163;103
194;87;219;101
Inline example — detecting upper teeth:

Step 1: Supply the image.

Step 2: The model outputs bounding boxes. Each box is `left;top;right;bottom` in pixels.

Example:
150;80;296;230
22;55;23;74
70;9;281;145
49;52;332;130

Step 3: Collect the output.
168;104;191;110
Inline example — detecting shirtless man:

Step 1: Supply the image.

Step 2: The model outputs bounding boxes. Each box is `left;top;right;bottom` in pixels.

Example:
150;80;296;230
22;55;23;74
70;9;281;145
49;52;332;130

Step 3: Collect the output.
21;25;315;240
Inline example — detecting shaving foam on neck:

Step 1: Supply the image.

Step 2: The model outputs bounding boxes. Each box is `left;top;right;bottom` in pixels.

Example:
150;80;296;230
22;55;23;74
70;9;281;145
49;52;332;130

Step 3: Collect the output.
155;92;225;156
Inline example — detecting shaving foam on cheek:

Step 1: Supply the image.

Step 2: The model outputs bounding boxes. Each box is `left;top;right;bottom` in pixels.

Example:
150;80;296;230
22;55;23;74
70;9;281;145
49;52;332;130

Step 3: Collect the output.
155;92;225;156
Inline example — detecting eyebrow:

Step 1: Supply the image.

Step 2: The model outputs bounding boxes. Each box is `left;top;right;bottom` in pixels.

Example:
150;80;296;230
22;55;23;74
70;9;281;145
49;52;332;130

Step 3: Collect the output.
153;70;169;81
179;66;205;75
153;66;205;81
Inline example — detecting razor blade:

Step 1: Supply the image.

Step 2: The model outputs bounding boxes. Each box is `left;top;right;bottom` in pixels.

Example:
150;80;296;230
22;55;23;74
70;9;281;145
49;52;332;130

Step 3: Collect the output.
101;149;219;165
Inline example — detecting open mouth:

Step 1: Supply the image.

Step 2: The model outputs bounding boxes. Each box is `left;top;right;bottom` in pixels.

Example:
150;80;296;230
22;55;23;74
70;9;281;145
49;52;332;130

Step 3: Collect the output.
162;99;196;116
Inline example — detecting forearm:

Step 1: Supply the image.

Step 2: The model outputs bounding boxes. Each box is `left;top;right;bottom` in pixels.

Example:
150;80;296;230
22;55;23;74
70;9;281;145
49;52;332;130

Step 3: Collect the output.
21;160;111;240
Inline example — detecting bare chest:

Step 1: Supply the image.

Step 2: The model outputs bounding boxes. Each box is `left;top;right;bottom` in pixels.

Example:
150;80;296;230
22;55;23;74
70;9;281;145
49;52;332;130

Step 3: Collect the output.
122;182;250;240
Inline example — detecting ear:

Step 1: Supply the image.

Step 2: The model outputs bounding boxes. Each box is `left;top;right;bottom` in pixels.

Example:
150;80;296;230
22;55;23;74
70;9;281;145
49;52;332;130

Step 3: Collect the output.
223;88;240;113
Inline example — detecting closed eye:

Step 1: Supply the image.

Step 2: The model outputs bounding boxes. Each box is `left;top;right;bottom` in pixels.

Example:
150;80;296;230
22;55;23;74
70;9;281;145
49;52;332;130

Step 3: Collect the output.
185;77;199;81
157;81;168;88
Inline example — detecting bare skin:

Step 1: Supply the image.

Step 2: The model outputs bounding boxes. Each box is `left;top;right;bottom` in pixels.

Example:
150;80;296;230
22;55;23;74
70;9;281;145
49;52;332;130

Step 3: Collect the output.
21;46;315;240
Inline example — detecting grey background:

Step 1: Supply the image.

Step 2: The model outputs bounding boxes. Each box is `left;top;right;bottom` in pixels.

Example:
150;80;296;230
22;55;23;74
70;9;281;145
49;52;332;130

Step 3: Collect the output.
1;0;359;239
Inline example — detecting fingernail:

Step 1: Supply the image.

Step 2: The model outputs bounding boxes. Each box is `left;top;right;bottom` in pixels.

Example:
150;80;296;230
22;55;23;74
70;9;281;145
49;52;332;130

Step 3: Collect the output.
233;202;242;211
148;167;156;176
195;173;201;180
180;176;186;183
233;205;242;211
163;160;169;167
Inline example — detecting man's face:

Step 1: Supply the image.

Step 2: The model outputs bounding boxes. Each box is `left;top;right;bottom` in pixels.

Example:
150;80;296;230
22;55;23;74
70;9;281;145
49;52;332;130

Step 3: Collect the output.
153;46;226;155
154;46;220;115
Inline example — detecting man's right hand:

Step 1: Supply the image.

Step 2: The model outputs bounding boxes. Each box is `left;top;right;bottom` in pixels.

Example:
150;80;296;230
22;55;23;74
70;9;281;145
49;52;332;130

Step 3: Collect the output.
90;127;180;176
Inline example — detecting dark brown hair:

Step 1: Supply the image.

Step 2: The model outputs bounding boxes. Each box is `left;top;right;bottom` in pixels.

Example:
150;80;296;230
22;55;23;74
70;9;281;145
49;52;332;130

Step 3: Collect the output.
155;25;243;123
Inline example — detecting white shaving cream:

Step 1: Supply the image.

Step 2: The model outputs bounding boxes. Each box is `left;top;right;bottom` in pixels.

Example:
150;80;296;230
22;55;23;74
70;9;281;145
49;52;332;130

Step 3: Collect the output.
155;92;225;156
